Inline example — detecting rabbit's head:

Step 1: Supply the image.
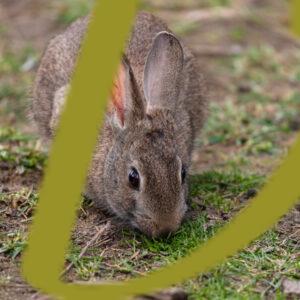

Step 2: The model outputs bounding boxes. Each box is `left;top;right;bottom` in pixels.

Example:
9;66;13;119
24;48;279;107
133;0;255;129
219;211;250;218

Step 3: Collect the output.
104;32;189;238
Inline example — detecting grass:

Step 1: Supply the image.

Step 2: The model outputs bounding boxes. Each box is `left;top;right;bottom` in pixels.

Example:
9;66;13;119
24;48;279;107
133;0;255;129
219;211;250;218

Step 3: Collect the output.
0;83;26;101
205;0;231;7
0;188;37;259
0;166;264;277
1;0;300;299
53;0;95;24
0;47;37;75
0;231;27;259
200;46;300;160
185;228;299;299
230;27;247;42
0;46;298;300
0;147;46;170
141;0;231;10
201;95;297;155
0;47;37;124
0;132;46;171
172;20;200;35
0;188;38;219
60;170;264;282
59;169;297;299
67;245;103;280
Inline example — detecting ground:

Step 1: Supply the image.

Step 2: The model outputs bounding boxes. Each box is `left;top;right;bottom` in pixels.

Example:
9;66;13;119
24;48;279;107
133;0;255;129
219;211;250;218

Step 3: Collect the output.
0;0;300;299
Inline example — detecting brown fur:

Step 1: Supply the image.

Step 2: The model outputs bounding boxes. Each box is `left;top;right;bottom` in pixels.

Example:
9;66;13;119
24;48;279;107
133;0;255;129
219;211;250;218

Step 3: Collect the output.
31;12;207;238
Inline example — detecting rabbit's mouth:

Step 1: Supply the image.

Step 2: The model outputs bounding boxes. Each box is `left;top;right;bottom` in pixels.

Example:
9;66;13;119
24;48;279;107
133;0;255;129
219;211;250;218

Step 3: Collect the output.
127;212;182;238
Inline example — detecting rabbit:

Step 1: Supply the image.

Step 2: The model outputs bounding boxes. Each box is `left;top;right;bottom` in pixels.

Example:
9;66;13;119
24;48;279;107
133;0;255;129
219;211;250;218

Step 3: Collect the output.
31;11;207;238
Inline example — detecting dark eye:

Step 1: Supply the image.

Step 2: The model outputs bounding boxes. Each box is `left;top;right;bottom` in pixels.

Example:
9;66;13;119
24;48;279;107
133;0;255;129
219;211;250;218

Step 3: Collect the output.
181;166;187;184
129;167;140;190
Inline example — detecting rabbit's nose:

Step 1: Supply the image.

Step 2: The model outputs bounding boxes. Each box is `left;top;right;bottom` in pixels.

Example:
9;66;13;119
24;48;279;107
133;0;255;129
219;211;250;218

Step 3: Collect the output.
156;227;173;238
136;213;182;237
152;223;180;238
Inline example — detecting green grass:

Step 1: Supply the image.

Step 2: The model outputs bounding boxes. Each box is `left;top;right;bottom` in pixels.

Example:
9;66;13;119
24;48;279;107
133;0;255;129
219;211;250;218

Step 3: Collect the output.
0;47;37;123
172;20;200;35
189;171;263;212
185;228;299;299
0;147;46;170
0;188;38;218
0;231;27;259
0;47;37;74
18;169;257;283
230;27;247;42
205;0;231;7
0;128;46;171
0;188;37;259
62;170;264;281
0;66;298;294
54;0;94;24
1;2;300;298
0;24;6;36
200;46;300;159
0;128;34;143
67;245;103;280
201;99;282;155
0;83;26;101
201;92;300;154
141;0;231;11
59;169;298;298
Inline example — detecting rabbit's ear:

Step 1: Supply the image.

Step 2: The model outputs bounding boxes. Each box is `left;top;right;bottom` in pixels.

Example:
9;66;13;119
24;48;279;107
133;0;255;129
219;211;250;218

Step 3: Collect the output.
143;31;184;112
109;57;144;129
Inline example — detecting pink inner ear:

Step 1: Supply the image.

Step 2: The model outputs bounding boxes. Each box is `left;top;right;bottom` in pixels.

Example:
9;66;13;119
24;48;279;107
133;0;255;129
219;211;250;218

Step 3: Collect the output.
110;64;125;126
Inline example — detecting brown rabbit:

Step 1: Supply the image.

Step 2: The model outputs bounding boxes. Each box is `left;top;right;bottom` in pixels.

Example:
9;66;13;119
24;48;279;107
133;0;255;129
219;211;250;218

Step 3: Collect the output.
31;11;207;238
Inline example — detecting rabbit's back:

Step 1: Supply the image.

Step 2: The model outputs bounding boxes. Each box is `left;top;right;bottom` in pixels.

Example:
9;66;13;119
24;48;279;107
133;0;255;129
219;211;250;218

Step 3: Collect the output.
31;17;89;138
31;11;206;140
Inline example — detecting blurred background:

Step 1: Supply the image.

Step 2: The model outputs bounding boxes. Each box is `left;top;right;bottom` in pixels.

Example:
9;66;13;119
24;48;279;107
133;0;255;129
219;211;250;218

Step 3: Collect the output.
0;1;300;299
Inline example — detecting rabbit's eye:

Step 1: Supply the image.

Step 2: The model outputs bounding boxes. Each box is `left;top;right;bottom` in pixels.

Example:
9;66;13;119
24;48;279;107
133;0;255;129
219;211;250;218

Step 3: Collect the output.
129;167;140;190
181;166;187;184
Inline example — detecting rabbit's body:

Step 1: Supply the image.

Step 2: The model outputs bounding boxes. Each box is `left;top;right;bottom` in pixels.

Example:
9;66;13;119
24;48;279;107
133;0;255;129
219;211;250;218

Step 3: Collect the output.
31;12;207;237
